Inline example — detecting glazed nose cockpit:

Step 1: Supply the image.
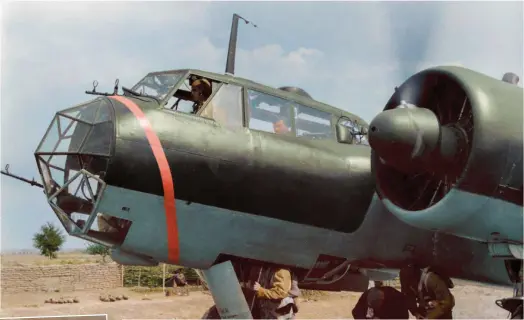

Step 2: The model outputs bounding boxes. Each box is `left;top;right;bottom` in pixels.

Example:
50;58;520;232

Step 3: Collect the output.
34;97;131;247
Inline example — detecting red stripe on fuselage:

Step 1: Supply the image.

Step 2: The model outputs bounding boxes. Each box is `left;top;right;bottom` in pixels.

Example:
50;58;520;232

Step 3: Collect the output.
109;95;179;264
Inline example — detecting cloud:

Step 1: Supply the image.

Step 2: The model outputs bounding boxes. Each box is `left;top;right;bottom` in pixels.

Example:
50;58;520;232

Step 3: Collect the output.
4;2;210;31
234;45;325;87
412;1;523;79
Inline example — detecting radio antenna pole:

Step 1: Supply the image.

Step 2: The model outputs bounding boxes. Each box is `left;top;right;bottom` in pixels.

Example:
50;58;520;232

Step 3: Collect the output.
225;13;257;76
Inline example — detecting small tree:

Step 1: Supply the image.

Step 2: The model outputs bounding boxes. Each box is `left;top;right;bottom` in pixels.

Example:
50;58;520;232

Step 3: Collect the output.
33;222;66;259
86;243;110;263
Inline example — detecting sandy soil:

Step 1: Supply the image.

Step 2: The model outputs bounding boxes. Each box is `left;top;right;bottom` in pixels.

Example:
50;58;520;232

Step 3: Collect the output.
0;281;513;319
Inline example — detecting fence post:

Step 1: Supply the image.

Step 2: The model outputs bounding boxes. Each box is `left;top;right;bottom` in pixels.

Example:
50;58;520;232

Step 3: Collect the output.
121;265;124;288
138;268;142;287
163;263;166;294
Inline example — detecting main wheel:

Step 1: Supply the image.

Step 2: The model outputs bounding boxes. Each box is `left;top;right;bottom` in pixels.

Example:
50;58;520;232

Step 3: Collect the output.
201;305;220;319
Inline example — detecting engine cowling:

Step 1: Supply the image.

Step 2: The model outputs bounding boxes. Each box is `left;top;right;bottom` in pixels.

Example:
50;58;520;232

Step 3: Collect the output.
368;66;523;243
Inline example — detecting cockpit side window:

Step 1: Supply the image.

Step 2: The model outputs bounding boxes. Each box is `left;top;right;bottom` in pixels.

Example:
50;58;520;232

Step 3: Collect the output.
338;117;369;145
294;105;333;140
247;90;294;135
164;74;219;114
198;83;244;130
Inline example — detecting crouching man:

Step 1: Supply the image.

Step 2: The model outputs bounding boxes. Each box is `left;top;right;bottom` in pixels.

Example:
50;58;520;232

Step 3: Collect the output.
352;283;409;319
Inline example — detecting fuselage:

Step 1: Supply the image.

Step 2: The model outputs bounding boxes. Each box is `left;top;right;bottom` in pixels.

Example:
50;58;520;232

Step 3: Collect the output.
35;94;513;287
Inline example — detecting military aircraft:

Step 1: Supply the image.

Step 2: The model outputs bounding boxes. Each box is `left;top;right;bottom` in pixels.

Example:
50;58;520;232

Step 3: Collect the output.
3;13;522;319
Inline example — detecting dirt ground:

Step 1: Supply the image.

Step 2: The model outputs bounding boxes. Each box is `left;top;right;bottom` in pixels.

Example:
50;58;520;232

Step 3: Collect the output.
0;281;514;319
0;253;515;319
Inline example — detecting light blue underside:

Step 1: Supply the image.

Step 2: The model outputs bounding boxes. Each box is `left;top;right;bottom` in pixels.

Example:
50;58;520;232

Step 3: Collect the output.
96;185;513;285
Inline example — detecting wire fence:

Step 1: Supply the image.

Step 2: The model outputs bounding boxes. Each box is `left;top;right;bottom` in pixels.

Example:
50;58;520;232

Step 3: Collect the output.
121;264;400;291
122;264;204;294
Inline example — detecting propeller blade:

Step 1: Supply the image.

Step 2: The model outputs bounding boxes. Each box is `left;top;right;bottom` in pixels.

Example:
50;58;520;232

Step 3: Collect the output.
384;3;444;83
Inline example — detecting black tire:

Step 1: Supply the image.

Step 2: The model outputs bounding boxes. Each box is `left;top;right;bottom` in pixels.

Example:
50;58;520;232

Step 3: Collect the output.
202;305;221;319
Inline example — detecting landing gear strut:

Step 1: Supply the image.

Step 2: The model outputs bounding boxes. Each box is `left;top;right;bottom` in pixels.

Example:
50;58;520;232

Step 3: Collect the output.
495;260;523;319
201;261;253;319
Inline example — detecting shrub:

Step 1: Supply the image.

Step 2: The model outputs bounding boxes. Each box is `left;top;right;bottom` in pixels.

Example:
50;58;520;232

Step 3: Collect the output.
85;243;110;263
32;222;66;259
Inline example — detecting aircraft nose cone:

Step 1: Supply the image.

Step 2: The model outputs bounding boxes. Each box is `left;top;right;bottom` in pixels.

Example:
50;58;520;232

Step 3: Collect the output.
34;97;115;220
368;107;441;165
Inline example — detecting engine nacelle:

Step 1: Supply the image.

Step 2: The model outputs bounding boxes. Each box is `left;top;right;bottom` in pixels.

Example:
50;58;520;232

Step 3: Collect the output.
368;66;523;244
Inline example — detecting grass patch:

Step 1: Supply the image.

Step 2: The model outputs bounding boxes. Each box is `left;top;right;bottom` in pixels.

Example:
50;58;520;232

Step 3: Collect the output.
123;265;200;288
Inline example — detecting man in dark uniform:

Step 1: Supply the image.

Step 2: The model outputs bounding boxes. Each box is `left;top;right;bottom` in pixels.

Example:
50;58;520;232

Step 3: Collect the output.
352;284;409;319
399;265;455;319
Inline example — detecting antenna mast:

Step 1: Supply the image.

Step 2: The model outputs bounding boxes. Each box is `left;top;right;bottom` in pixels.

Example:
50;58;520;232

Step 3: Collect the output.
225;13;257;75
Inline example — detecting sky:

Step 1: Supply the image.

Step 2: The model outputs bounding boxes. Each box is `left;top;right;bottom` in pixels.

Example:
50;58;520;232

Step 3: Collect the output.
1;1;523;252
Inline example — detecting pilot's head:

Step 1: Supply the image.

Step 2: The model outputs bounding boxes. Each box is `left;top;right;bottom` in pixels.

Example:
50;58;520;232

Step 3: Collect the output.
190;78;212;103
273;119;290;134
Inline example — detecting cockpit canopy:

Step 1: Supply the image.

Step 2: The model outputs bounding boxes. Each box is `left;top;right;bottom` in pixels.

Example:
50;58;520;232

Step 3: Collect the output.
131;72;186;100
130;69;369;145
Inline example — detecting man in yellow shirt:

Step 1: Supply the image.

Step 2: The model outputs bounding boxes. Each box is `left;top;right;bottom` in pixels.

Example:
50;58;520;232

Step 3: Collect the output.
252;268;300;319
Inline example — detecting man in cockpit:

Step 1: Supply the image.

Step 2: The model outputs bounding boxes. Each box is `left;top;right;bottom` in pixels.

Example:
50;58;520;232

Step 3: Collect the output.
192;77;236;129
272;101;293;134
273;119;290;134
190;76;290;135
190;77;212;114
